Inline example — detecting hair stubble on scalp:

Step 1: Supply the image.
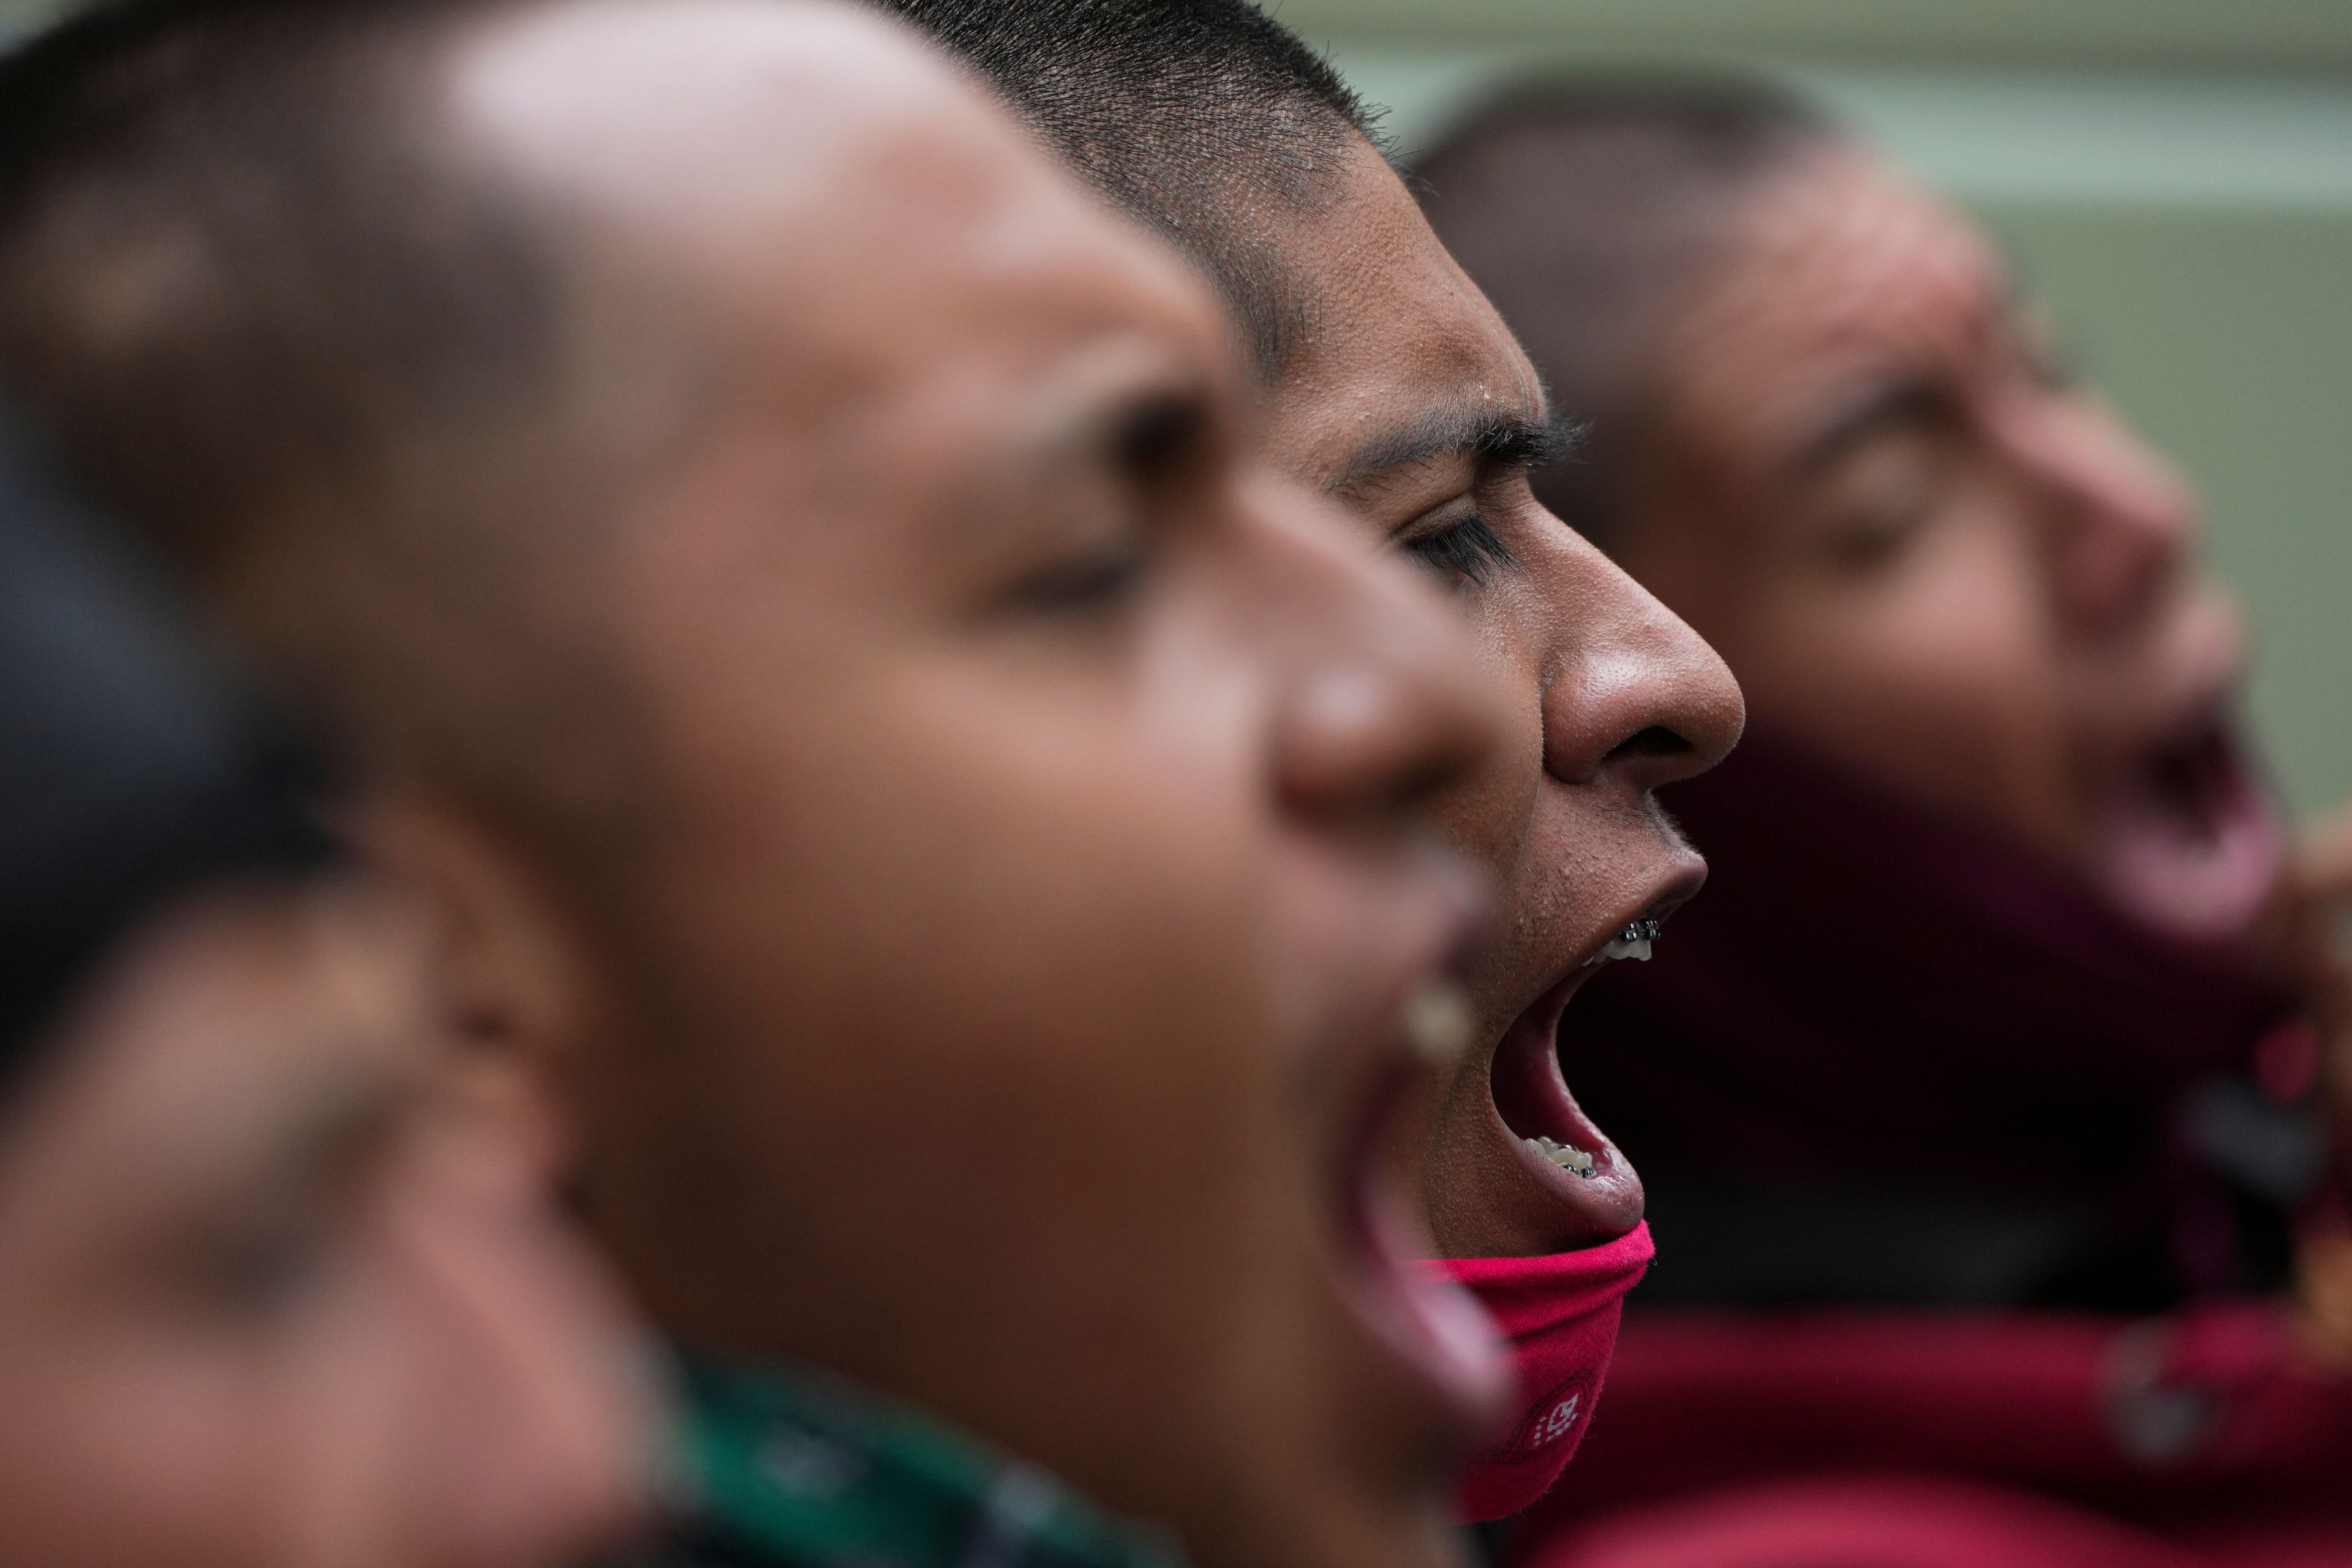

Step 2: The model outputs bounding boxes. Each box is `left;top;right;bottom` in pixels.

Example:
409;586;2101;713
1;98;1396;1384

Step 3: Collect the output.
0;0;714;894
872;0;1379;380
1411;76;1837;556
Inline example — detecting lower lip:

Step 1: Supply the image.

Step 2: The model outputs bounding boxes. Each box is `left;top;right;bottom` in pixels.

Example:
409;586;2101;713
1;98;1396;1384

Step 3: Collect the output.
1339;1072;1513;1438
1488;967;1645;1245
1347;1178;1514;1436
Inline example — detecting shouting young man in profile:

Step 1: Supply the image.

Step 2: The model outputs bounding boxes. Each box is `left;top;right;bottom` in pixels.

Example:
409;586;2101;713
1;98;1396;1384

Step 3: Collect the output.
0;2;1523;1566
875;0;1746;1519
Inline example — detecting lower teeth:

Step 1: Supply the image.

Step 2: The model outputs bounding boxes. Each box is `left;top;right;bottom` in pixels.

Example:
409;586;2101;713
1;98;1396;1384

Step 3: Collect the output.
1525;1134;1596;1177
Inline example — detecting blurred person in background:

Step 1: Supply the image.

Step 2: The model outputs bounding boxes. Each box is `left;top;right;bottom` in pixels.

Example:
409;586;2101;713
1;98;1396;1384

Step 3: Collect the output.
0;417;650;1568
872;0;1746;1523
0;2;1532;1567
1419;79;2352;1568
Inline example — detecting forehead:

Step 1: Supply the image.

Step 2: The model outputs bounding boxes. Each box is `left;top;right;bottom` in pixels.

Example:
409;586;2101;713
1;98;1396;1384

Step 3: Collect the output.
453;0;1216;339
450;0;1224;507
1262;138;1545;478
1679;154;2010;417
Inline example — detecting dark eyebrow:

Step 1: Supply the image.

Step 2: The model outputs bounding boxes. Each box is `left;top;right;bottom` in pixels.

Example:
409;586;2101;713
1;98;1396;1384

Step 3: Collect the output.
263;1060;415;1191
1789;376;1956;478
1023;360;1216;481
952;357;1212;548
1110;385;1210;477
159;1057;414;1242
1325;404;1584;495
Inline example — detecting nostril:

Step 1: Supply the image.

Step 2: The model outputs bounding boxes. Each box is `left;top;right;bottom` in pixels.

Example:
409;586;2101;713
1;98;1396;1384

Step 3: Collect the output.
1603;725;1692;765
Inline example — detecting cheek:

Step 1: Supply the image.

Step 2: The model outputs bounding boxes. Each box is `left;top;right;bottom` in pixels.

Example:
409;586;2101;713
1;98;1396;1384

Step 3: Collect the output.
1739;517;2082;845
757;695;1270;1089
0;1320;282;1568
655;657;1302;1286
1431;587;1551;877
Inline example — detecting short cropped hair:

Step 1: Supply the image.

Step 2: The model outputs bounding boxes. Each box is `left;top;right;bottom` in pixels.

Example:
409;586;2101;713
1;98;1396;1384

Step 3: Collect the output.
1414;77;1836;554
0;0;689;870
874;0;1376;377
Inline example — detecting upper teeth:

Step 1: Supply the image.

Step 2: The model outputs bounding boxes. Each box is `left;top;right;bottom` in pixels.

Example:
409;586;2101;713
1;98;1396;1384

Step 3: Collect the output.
1596;918;1661;964
1525;1134;1597;1177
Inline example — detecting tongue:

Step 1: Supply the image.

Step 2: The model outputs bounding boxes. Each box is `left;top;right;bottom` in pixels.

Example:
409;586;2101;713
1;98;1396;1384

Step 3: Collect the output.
2094;728;2283;944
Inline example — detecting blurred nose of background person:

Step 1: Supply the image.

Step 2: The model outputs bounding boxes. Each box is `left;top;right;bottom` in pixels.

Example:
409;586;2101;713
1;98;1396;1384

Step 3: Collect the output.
2008;393;2205;646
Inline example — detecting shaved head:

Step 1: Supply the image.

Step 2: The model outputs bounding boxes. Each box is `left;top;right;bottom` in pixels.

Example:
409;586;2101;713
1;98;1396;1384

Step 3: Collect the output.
0;0;726;873
1413;80;1834;553
873;0;1378;376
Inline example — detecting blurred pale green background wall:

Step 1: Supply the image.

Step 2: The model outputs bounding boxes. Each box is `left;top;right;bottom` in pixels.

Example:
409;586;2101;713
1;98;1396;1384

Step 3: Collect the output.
1281;0;2352;816
2;0;2347;812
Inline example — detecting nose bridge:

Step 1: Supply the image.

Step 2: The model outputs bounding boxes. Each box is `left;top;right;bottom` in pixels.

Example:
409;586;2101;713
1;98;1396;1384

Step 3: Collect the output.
1999;391;2199;637
1246;480;1508;823
1538;530;1744;790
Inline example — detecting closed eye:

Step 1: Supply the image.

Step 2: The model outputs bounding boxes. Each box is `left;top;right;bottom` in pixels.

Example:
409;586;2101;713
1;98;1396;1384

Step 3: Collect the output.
1004;535;1152;614
1406;512;1515;590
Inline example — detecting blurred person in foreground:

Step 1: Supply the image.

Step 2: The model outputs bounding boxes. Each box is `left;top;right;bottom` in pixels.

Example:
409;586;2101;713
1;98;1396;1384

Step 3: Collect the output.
872;0;1747;1522
1419;80;2352;1567
0;417;649;1567
0;2;1534;1566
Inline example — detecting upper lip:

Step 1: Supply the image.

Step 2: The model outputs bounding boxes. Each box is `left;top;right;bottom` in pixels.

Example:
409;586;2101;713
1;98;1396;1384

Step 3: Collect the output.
2086;590;2246;774
1575;878;1703;971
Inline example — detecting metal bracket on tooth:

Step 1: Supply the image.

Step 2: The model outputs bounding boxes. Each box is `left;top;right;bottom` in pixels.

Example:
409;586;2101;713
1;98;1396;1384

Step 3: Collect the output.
1525;1134;1597;1178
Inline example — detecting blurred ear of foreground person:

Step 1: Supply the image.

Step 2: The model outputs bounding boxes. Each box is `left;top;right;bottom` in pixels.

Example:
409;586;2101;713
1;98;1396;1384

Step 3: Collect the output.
873;0;1747;1524
0;421;650;1568
1420;79;2352;1568
0;3;1528;1568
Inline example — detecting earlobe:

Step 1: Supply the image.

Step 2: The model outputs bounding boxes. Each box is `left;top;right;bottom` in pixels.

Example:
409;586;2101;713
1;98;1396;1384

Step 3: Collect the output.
344;791;603;1181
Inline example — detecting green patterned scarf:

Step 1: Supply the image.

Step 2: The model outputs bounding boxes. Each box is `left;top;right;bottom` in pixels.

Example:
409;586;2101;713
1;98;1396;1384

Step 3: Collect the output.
648;1351;1188;1568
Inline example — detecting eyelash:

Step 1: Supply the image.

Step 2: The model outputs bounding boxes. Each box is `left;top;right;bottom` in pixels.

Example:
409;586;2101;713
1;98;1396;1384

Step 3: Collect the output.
1406;513;1515;589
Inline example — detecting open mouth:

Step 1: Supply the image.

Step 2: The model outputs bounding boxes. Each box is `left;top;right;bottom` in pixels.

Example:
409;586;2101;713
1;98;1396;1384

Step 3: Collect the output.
1337;1023;1513;1440
1483;919;1659;1247
2090;712;2283;945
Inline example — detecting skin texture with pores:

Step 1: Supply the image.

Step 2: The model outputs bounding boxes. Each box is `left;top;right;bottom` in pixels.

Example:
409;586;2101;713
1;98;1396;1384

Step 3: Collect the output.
1248;136;1748;1260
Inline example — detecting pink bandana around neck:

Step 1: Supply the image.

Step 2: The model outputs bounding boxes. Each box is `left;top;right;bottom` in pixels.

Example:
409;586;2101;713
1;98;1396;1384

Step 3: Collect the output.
1432;1221;1654;1521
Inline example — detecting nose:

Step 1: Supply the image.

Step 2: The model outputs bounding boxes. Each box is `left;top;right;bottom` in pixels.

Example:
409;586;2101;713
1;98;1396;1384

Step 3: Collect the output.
2011;396;2201;640
1539;535;1744;794
1247;477;1510;829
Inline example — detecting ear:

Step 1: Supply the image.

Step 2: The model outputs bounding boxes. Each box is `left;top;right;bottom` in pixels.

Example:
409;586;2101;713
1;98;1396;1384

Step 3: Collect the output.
346;790;607;1183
